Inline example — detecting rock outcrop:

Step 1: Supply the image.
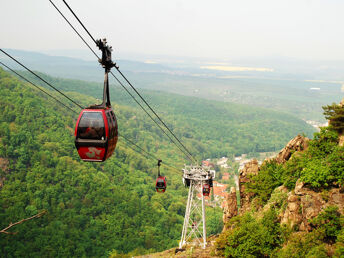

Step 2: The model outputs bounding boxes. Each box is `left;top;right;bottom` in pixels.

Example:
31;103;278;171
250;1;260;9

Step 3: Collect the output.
222;187;238;230
274;135;309;164
238;159;259;213
223;132;343;235
280;179;344;231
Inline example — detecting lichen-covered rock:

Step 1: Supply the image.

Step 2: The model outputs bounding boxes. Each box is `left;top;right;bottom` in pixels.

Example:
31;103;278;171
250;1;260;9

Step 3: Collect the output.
239;159;259;212
274;135;309;164
280;180;344;231
222;187;238;230
280;193;302;228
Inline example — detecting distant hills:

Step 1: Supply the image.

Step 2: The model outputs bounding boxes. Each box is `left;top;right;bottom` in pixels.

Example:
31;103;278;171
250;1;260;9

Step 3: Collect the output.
1;49;343;122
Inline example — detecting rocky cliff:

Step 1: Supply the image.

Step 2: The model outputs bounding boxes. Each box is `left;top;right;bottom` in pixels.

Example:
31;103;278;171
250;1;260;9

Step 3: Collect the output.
219;130;344;257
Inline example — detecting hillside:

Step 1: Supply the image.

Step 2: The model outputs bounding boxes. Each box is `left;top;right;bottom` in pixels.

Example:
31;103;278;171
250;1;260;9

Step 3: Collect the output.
11;68;316;159
215;104;344;257
0;67;207;257
140;102;344;257
0;66;320;257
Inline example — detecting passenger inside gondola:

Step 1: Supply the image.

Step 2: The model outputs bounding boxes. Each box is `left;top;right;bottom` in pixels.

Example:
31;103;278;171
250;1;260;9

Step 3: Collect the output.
156;179;165;189
77;112;105;140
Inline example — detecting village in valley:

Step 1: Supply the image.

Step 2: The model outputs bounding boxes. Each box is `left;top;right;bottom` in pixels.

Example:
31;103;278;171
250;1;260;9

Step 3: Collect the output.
199;151;277;208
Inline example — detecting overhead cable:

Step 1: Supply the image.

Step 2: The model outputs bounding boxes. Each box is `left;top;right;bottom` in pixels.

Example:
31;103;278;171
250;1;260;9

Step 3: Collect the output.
119;133;182;173
0;61;78;114
0;49;83;110
49;0;99;59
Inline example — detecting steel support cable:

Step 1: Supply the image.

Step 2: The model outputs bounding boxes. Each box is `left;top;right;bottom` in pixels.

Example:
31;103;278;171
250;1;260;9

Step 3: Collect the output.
119;134;181;173
110;71;194;162
62;0;98;45
0;49;83;110
0;61;78;115
49;0;99;59
115;68;198;164
49;0;196;163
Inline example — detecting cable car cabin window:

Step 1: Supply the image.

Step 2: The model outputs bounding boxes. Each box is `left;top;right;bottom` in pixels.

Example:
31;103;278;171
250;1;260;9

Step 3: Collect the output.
106;111;115;139
77;112;105;140
156;180;165;188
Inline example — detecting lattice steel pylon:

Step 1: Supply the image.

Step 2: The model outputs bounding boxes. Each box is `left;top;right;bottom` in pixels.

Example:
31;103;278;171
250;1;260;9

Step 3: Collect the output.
179;165;215;249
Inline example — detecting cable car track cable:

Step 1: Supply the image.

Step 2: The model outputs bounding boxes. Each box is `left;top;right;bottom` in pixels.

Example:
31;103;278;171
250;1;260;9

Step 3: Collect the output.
49;0;99;59
0;49;83;110
109;71;195;162
0;61;78;115
114;68;197;163
119;134;181;173
49;0;197;164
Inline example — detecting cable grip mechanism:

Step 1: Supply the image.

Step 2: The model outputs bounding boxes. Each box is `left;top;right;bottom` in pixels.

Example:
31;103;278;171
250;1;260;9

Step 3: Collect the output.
96;38;118;72
157;159;162;176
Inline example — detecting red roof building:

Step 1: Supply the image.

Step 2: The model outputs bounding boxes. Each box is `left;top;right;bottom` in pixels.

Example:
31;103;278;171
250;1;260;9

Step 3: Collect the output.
222;172;230;181
197;181;229;207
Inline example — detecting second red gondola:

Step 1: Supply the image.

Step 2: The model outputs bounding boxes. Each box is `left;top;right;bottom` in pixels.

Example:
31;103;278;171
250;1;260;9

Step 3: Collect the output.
156;176;167;193
203;183;210;196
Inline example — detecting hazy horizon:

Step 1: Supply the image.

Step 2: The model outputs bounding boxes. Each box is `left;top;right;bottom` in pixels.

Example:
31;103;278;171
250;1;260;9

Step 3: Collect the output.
1;0;344;61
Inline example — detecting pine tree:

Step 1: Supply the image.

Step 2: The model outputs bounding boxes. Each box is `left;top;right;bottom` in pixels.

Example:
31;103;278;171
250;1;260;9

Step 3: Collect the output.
323;103;344;134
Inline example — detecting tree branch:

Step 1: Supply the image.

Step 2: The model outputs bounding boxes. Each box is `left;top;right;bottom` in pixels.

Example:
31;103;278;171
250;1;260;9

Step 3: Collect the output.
0;210;47;235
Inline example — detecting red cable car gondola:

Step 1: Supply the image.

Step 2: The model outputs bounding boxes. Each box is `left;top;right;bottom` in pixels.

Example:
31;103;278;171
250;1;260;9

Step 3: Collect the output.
202;183;210;196
156;176;167;193
75;39;118;162
155;160;167;193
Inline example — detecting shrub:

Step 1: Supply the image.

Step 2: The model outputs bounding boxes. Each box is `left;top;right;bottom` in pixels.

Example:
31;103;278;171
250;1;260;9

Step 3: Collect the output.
216;209;283;257
245;160;285;205
310;206;343;243
277;231;328;258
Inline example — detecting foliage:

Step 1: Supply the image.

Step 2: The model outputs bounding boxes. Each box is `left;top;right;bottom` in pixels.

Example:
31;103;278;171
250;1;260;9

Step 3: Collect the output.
300;128;344;188
310;206;343;243
245;160;285;205
278;207;343;257
18;69;316;159
334;228;344;257
323;103;344;134
277;232;328;258
246;127;344;206
215;209;283;257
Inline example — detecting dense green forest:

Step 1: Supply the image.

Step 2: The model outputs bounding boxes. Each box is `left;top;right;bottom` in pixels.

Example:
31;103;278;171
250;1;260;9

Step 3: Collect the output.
0;66;315;257
18;69;315;159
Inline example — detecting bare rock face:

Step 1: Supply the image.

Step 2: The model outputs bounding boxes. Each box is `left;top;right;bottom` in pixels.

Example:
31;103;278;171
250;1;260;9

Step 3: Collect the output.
280;193;302;229
275;135;309;164
222;187;238;230
239;159;259;212
280;179;344;231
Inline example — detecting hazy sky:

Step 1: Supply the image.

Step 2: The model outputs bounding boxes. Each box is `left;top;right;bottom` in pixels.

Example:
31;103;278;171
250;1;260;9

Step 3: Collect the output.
1;0;344;61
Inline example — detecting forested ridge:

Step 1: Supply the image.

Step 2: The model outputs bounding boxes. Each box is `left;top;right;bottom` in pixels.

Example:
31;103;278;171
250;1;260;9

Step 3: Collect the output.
18;69;315;158
0;67;314;257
